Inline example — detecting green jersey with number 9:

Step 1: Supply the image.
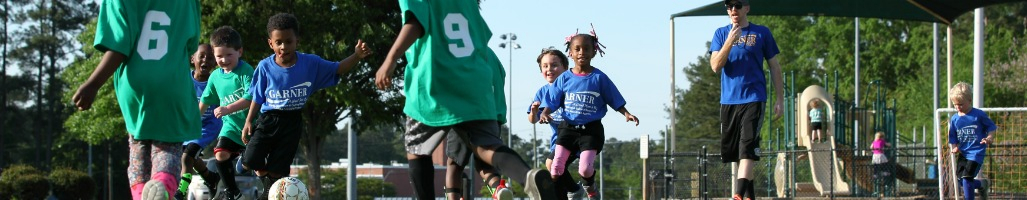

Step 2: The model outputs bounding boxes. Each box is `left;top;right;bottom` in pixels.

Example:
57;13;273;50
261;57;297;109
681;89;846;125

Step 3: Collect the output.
400;0;507;126
93;0;201;142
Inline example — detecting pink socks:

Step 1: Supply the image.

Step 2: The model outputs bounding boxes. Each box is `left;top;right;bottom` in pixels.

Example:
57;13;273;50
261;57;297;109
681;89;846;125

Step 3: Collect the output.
549;145;599;178
578;150;597;178
550;145;572;176
130;172;179;200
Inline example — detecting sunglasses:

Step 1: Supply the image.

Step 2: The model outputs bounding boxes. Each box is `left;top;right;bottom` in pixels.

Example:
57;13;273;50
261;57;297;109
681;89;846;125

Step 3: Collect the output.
726;4;745;10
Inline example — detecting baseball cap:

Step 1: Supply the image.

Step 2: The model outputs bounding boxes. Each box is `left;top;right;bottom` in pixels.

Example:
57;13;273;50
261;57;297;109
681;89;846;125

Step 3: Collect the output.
724;0;749;6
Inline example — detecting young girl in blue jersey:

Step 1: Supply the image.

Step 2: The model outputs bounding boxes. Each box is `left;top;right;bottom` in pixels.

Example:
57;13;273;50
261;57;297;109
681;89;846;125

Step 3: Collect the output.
539;25;640;199
948;82;996;200
529;47;585;199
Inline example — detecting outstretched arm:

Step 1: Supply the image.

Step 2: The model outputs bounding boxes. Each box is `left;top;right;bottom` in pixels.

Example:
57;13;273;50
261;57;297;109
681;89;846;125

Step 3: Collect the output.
375;14;424;90
215;99;252;118
618;107;639;126
337;40;372;75
73;51;125;110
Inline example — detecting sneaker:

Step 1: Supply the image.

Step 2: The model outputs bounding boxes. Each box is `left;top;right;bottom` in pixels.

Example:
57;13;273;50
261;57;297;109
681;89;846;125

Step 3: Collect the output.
567;183;585;200
492;179;513;200
142;180;170;200
978;178;990;200
220;189;243;200
173;191;186;200
201;172;220;199
583;185;599;200
524;169;557;200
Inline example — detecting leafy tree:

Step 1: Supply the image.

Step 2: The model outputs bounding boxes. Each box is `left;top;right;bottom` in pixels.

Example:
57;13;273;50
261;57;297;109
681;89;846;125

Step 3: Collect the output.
298;169;396;200
6;0;94;170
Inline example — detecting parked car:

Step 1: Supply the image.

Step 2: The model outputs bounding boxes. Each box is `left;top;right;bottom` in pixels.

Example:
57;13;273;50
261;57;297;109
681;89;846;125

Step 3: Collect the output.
187;158;263;200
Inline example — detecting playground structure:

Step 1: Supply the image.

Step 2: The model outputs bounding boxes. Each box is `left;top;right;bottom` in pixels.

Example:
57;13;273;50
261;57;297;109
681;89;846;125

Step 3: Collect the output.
778;84;919;197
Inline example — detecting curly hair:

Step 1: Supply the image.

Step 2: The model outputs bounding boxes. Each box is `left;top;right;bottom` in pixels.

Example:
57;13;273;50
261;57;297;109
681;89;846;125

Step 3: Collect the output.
266;13;299;37
209;26;242;50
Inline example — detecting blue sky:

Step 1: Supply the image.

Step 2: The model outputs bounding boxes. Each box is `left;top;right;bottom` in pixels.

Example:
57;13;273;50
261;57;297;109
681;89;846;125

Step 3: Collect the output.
479;0;728;142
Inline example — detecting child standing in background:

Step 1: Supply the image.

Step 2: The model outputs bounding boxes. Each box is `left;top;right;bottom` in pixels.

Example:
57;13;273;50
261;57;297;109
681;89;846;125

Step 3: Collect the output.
871;131;891;195
948;82;996;200
809;99;824;143
73;0;202;198
540;25;640;200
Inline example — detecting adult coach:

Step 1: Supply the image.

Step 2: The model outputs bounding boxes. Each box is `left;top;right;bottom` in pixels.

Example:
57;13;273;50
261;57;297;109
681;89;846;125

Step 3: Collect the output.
708;0;784;199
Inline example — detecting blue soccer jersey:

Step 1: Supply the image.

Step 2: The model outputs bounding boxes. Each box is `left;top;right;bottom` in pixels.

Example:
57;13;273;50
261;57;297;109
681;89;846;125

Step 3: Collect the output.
541;68;627;125
948;108;997;162
709;23;780;105
529;83;565;151
250;53;340;113
187;71;221;147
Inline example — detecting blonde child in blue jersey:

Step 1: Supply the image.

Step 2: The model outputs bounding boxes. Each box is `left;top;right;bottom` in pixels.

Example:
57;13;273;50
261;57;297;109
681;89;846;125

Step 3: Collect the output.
948;82;996;200
540;25;640;200
73;0;201;199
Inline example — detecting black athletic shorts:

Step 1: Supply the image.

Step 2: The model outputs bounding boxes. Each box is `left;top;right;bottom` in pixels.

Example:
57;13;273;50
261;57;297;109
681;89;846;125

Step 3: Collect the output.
214;136;245;155
720;102;765;163
555;120;605;154
242;110;302;175
811;122;823;131
956;153;982;178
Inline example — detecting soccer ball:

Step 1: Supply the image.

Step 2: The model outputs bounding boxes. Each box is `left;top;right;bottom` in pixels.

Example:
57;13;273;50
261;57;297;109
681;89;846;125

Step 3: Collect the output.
268;177;309;200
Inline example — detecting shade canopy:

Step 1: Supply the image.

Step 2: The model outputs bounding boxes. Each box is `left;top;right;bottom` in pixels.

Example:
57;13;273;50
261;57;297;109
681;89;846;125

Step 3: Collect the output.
671;0;1023;24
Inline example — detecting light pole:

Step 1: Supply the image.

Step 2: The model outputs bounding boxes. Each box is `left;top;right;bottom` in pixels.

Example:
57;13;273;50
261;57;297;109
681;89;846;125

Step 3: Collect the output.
498;33;520;149
381;170;395;199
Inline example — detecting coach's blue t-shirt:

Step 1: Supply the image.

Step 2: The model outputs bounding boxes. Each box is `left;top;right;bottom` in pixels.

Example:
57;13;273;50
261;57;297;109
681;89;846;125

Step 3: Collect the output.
709;23;780;105
189;71;221;147
251;53;340;112
948;108;997;162
541;68;627;125
529;83;565;151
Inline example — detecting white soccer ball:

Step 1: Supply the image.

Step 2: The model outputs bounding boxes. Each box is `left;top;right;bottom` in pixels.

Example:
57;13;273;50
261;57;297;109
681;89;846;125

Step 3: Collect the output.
268;177;309;200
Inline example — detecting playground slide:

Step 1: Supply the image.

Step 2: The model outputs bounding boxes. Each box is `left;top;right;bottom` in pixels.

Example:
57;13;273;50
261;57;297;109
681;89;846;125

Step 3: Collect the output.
797;85;851;196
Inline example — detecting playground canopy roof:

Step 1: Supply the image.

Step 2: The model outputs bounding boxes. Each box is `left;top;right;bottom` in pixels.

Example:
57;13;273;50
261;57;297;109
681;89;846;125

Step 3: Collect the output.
670;0;1023;24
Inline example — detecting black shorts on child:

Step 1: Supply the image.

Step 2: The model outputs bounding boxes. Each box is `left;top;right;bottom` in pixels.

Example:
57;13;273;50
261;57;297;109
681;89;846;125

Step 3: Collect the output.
956;152;982;179
555;120;605;153
811;122;823;130
214;136;245;155
242;110;302;175
720;102;764;163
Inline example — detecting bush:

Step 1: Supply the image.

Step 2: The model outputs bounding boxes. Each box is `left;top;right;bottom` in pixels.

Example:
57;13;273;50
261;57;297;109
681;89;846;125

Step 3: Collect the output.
50;168;95;200
0;165;46;199
11;174;49;200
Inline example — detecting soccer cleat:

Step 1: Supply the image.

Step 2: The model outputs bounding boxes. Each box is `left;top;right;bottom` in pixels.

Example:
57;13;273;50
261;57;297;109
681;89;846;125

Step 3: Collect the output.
567;183;585;200
202;172;220;199
141;179;170;200
220;189;243;200
492;179;513;200
524;169;557;200
978;178;990;200
583;185;600;200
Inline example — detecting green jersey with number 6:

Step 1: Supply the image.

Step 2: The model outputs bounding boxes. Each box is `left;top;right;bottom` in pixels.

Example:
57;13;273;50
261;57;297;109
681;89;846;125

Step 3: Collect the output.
94;0;201;142
399;0;507;126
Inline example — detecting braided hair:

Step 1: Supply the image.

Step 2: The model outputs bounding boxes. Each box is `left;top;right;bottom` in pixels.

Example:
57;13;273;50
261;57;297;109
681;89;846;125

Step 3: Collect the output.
563;24;607;57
